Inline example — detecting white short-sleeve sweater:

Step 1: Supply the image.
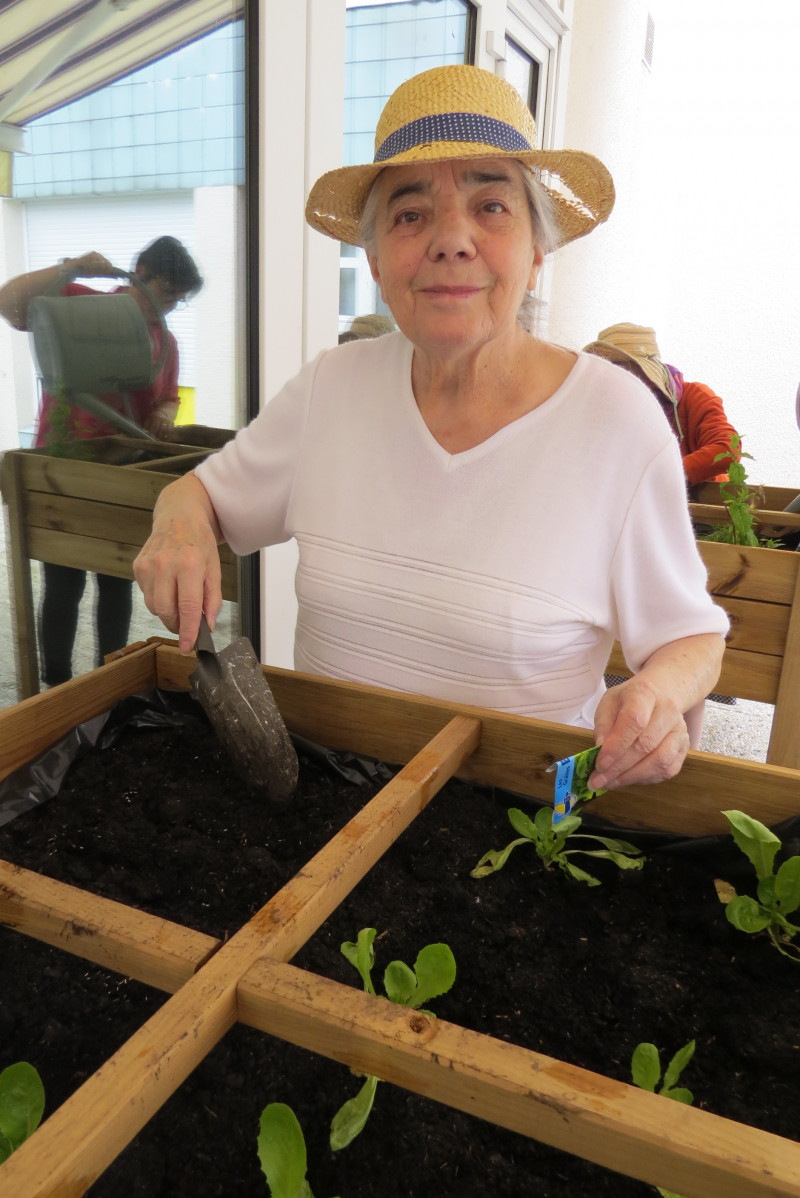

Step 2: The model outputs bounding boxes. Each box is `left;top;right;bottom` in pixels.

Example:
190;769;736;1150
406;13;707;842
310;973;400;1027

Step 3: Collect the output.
196;334;728;727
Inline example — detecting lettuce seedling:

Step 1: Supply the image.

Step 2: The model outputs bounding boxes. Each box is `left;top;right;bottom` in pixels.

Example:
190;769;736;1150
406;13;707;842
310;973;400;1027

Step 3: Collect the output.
330;928;456;1151
257;1102;339;1198
716;810;800;961
471;805;644;887
631;1040;695;1198
0;1062;45;1164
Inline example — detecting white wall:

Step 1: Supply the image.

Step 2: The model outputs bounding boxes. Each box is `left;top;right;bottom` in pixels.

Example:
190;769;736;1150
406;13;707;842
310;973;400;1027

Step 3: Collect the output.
552;0;800;487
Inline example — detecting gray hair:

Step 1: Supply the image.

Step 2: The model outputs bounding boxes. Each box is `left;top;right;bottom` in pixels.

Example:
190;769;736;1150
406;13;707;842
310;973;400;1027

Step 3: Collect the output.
359;161;558;331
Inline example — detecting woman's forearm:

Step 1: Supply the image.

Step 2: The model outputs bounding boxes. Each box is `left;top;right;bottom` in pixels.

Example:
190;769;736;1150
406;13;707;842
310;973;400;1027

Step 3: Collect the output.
636;632;726;713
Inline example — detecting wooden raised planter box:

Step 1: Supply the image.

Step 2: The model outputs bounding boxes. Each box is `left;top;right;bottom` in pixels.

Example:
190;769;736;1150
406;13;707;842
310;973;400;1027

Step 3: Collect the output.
0;430;238;699
689;480;800;536
2;641;800;1197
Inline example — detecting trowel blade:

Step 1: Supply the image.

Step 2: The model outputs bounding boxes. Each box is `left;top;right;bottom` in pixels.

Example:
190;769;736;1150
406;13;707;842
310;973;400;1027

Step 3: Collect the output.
190;633;298;806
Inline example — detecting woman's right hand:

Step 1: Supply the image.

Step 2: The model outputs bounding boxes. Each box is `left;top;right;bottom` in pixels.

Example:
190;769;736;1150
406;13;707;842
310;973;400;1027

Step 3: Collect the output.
133;472;224;653
61;251;116;278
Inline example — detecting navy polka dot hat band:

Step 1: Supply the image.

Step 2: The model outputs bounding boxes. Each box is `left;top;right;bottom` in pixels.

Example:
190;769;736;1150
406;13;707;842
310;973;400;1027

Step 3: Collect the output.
375;112;533;162
305;65;615;250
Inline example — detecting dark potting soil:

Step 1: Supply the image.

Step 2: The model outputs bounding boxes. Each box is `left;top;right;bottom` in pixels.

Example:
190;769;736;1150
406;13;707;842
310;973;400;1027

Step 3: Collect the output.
2;694;799;1198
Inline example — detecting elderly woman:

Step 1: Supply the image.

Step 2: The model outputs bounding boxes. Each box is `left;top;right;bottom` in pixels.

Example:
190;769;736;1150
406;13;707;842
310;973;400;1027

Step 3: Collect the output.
134;65;727;794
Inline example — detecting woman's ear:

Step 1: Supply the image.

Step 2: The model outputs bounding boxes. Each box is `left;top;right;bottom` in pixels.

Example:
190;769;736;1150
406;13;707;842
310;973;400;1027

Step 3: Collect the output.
367;253;385;302
526;243;545;291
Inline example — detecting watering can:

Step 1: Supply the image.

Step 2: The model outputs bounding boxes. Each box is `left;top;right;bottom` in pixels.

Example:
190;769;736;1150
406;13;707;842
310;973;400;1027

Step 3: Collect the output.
28;266;172;441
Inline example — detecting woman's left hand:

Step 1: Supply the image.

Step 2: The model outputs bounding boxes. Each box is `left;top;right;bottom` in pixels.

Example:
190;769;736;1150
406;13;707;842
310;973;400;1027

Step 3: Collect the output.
589;676;690;790
587;632;725;790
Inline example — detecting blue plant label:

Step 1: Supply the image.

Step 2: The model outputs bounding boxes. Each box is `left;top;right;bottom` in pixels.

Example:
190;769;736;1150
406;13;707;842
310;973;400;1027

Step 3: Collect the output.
551;745;605;826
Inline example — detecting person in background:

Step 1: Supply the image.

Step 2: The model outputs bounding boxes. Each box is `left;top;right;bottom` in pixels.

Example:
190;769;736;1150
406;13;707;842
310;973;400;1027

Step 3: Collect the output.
134;65;728;795
0;235;203;686
339;313;397;344
583;323;741;487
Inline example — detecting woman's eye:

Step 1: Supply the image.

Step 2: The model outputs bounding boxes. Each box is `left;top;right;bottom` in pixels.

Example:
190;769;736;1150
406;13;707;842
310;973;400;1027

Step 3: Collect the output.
482;200;506;214
394;210;420;225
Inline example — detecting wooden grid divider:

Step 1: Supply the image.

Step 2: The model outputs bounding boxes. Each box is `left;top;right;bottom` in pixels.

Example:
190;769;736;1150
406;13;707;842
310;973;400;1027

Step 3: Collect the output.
2;645;800;1196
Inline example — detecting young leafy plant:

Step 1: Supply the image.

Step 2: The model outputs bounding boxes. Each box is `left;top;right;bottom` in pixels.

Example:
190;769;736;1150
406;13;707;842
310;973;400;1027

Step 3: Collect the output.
471;805;644;887
0;1061;45;1164
698;435;783;547
631;1040;695;1198
257;1102;339;1198
330;928;456;1152
715;810;800;962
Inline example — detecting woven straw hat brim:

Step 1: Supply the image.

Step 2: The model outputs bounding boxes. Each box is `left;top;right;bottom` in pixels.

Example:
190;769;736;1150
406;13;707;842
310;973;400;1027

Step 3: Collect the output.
306;144;614;249
583;340;673;401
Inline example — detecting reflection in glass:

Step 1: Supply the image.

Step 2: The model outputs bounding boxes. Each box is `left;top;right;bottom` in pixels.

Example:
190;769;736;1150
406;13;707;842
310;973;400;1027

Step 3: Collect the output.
338;0;473;334
0;13;246;705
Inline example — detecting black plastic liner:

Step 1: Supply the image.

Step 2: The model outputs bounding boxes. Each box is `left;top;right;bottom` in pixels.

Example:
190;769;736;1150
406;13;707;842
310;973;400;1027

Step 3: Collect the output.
2;689;800;863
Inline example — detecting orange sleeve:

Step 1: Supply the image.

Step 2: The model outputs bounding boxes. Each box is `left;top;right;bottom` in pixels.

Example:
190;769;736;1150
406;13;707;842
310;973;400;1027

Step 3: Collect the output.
678;380;740;486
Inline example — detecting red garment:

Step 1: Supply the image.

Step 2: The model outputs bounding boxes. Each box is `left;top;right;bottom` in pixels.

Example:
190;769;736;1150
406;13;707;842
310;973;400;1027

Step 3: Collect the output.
33;282;179;447
661;380;739;486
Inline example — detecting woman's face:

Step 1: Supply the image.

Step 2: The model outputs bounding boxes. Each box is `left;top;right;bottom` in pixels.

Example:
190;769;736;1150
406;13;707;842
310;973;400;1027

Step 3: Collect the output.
366;158;543;356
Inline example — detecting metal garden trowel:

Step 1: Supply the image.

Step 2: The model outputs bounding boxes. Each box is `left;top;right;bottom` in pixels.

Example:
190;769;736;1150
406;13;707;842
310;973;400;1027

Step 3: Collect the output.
189;615;298;806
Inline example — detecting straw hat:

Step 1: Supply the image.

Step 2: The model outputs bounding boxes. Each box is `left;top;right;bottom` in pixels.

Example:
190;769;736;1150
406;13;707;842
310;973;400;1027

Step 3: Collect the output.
305;65;615;249
582;323;674;402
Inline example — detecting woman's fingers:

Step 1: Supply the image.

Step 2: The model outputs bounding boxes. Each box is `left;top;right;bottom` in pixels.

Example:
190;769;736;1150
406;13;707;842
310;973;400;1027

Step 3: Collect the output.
591;678;689;789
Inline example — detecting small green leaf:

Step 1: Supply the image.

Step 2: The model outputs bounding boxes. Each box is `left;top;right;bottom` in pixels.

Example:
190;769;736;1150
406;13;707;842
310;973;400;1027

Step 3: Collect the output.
662;1041;695;1092
341;928;377;996
257;1103;309;1198
561;860;601;886
662;1086;693;1105
410;943;456;1008
0;1062;45;1154
631;1043;660;1092
775;857;800;916
330;1074;379;1151
470;838;528;877
725;894;771;933
383;960;417;1006
508;807;539;840
0;1128;15;1166
723;810;780;880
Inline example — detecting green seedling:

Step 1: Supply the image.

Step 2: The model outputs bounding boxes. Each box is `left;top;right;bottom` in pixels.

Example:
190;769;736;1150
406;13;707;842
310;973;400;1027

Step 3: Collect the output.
631;1040;695;1198
698;435;782;547
257;1102;339;1198
0;1062;45;1164
330;928;456;1151
471;805;644;887
716;810;800;961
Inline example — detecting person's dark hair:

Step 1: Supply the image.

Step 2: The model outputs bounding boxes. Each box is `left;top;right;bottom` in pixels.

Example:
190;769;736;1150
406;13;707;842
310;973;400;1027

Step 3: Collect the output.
135;236;203;296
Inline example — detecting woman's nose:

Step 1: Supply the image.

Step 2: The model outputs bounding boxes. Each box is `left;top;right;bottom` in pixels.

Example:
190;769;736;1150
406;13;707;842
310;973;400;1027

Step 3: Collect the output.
426;205;477;261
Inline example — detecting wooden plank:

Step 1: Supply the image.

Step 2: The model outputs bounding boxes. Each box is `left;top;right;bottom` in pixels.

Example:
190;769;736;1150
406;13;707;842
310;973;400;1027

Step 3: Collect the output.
238;958;800;1198
709;595;788;655
692;481;799;511
26;492;157;545
154;648;800;834
606;642;782;704
0;716;480;1197
767;562;800;769
25;527;238;600
0;448;39;698
0;645;158;783
0;859;219;993
14;451;175;508
127;451;212;473
698;540;799;603
691;504;800;530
